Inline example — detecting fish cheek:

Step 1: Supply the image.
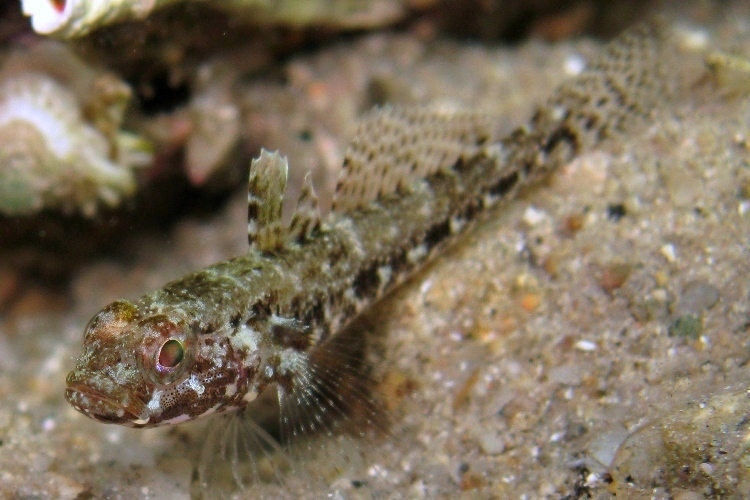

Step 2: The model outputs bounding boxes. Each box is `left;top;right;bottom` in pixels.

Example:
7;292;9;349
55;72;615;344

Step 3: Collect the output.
154;371;229;423
193;358;247;412
156;384;201;423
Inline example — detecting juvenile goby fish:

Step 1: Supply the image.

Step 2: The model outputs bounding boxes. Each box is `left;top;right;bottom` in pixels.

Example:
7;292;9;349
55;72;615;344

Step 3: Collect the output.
65;19;686;451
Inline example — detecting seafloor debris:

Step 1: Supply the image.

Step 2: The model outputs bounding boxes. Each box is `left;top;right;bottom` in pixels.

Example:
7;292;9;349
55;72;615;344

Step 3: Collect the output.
609;385;750;496
0;41;151;216
131;60;244;188
184;62;242;186
21;0;412;39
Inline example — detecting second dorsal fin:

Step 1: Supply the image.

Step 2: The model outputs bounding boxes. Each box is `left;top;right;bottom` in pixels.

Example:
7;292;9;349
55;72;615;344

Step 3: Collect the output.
331;106;496;213
287;172;321;243
247;149;287;252
247;149;321;252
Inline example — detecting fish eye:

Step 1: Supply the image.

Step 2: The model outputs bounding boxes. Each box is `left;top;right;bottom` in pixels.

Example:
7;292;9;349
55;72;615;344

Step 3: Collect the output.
158;339;185;368
136;315;195;385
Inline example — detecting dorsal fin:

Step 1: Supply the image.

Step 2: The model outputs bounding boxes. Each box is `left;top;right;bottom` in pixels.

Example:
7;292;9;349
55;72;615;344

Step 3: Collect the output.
331;106;497;213
532;19;691;149
247;149;322;252
247;149;288;252
287;172;321;244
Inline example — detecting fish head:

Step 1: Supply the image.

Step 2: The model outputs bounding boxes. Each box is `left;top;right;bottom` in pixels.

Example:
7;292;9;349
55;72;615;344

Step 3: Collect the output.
65;299;249;427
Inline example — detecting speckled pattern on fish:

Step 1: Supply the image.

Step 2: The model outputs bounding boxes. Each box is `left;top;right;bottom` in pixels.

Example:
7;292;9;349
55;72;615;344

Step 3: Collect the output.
64;19;689;488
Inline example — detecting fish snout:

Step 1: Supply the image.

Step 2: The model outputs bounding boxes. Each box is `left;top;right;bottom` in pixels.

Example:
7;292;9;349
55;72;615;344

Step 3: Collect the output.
65;371;150;427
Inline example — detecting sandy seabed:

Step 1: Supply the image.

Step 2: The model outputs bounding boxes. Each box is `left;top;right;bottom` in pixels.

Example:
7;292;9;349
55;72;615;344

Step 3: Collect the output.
1;2;750;498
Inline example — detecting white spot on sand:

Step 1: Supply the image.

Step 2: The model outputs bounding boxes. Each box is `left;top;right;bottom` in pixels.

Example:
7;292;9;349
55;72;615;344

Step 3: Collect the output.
660;243;677;263
574;340;597;352
564;54;586;76
42;417;56;432
522;206;546;226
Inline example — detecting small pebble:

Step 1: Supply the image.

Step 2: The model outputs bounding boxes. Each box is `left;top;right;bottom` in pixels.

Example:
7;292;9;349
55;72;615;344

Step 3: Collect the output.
606;203;627;222
630;295;670;323
699;462;714;476
585;473;601;487
519;292;541;312
739;178;750;199
560;213;585;236
548;363;583;386
453;368;480;410
42;417;56;432
542;255;560;278
478;432;506;455
460;471;486;491
668;314;702;339
661;244;677;263
564;54;587;76
677;26;709;50
661;161;705;207
523;206;547;226
675;280;720;316
599;262;632;293
378;370;417;411
574;340;597;352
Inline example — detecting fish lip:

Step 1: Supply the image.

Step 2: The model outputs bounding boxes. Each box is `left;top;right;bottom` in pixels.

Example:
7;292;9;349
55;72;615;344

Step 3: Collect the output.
65;374;150;427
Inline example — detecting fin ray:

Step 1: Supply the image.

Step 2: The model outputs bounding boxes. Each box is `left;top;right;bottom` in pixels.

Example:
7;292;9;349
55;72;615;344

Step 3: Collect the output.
194;410;292;497
274;330;390;487
279;328;389;447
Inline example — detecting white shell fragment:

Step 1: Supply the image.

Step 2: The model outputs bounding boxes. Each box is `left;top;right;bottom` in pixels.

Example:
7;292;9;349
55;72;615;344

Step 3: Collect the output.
21;0;407;39
0;42;151;216
21;0;184;38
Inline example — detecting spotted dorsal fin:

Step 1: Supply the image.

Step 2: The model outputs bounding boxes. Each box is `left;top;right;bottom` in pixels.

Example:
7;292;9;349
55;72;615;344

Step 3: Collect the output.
331;106;497;213
247;149;321;252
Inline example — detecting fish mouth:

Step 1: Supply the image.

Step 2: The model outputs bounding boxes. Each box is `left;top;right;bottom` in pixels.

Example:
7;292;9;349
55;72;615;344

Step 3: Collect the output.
65;372;150;427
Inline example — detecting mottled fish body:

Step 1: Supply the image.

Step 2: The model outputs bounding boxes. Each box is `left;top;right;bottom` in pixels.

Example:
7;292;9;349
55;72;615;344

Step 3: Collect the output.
65;18;689;483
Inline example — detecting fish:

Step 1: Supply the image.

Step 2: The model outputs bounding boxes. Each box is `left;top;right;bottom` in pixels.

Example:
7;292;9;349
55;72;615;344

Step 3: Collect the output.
64;19;694;490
